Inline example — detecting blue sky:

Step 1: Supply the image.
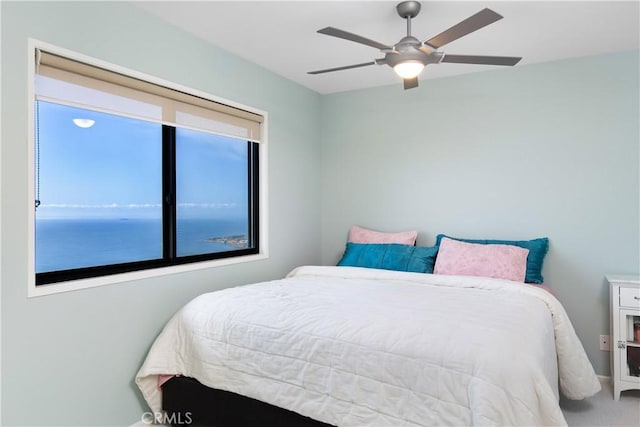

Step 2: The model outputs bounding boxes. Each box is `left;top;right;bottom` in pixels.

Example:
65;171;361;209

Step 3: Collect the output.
36;101;248;220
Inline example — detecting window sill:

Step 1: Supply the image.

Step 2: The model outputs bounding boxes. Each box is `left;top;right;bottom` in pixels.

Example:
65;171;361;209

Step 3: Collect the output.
28;252;268;298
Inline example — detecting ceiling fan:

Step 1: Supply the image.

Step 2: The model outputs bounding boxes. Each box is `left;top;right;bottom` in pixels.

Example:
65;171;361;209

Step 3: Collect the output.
308;1;522;90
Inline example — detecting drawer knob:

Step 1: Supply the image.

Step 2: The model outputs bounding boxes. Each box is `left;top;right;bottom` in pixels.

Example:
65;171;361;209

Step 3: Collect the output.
635;296;640;300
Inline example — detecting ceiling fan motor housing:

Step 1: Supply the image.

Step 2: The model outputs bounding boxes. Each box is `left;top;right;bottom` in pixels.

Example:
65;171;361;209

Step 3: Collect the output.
385;2;441;70
384;36;441;69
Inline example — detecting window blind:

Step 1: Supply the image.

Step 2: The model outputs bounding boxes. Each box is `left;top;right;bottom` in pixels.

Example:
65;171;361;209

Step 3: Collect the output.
35;50;263;142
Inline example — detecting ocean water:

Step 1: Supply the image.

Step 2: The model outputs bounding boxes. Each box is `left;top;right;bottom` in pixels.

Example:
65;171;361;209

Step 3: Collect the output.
35;217;248;273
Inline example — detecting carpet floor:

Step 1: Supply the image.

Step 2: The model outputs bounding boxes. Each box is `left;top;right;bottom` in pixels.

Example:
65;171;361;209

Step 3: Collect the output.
561;378;640;426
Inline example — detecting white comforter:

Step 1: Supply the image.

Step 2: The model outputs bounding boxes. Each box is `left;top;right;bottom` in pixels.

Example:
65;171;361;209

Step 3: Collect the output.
136;266;600;426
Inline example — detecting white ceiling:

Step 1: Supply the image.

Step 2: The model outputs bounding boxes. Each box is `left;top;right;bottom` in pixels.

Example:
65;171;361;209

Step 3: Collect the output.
135;1;640;94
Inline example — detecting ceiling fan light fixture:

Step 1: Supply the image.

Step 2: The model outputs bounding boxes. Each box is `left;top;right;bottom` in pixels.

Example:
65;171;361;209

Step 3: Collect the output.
393;60;425;79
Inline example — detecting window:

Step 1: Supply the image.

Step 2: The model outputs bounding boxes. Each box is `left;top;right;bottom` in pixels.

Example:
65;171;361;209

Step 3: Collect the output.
32;46;264;287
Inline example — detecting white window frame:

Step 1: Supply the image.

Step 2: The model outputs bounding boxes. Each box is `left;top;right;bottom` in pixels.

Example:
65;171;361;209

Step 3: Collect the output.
26;39;269;298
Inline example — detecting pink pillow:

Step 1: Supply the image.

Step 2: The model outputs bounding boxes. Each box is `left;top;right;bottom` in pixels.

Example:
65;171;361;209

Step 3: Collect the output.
434;237;529;282
348;225;417;245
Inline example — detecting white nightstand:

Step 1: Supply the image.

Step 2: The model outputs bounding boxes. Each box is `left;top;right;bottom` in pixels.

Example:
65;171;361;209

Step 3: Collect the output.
608;275;640;400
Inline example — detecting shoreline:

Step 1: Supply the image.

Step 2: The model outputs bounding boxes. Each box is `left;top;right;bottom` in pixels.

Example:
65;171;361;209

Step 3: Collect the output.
206;234;249;248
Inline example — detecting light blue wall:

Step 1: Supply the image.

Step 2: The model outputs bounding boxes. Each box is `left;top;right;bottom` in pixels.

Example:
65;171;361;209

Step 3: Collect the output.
2;1;639;425
1;1;321;426
320;50;640;377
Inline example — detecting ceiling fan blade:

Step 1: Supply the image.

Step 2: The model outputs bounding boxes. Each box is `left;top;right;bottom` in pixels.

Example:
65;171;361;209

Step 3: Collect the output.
318;27;393;51
442;54;522;66
308;61;377;75
424;8;503;49
403;77;419;90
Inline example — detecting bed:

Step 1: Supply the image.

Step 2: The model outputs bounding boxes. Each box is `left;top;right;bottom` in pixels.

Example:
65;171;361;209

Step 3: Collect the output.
136;265;601;426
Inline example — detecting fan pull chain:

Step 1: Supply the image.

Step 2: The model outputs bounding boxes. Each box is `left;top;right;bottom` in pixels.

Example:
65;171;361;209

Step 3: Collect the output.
35;100;41;210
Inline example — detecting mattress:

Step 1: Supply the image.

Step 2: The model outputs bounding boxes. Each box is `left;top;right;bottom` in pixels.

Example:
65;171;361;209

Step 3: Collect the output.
136;266;601;426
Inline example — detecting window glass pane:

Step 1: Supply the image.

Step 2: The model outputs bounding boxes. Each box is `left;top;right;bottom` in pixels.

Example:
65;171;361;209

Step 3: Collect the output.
176;128;249;257
35;101;163;272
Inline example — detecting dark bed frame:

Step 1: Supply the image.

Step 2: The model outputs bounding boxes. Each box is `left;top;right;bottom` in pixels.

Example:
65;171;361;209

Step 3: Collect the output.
162;376;333;427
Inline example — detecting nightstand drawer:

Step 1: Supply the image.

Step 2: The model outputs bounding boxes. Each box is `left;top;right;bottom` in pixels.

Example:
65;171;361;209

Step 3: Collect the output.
620;287;640;309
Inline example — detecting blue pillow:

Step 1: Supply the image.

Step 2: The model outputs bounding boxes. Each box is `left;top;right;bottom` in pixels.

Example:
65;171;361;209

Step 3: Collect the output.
337;243;438;273
435;234;549;284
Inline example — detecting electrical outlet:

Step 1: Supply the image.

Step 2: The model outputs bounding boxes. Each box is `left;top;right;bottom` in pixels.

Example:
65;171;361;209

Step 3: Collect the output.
600;335;610;351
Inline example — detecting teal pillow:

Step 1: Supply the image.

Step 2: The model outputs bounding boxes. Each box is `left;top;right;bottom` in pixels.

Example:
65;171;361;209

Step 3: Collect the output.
435;234;549;284
337;243;438;273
